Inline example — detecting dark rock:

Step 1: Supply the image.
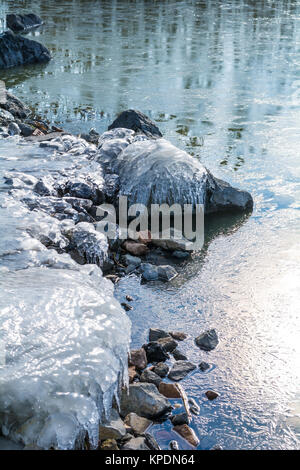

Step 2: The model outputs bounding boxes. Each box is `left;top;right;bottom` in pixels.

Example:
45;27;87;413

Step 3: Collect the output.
195;329;219;351
6;13;43;33
199;361;210;372
17;122;34;137
167;361;196;381
126;295;133;302
0;92;30;119
143;342;169;363
65;181;104;204
140;263;178;282
140;369;162;387
0;31;51;69
157;336;178;352
170;440;179;450
108;109;162;139
100;439;119;450
170;412;189;426
152;362;169;378
172;250;190;260
129;348;147;370
205;390;219;401
123;240;149;257
120;383;172;419
173;424;199;447
149;328;169;342
7;122;20;136
124;413;152;434
158;382;181;399
99;409;127;440
169;331;188;341
205;173;253;214
122;254;141;268
144;433;160;450
172;348;188;361
121;302;133;312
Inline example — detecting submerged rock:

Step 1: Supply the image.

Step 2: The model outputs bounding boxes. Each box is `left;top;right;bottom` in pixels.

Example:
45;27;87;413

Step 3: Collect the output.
195;329;219;351
0;31;51;68
108;109;162;138
152;362;169;378
170;412;190;426
199;361;210;372
120;383;172;419
6;13;43;33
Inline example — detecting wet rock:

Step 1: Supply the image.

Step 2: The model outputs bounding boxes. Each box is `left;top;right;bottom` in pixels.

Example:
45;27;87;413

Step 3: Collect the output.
129;348;147;370
140;263;178;282
34;178;56;197
149;328;169;342
128;366;138;384
137;230;152;244
170;440;179;450
0;91;30;119
123;240;149;256
17;122;34;137
120;383;172;419
195;329;219;351
168;361;196;381
205;390;219;401
143;342;169;363
152;229;194;252
99;409;127;440
144;433;160;450
173;424;199;447
8;122;20;136
140;369;162;387
188;398;200;415
172;348;188;361
121;302;132;312
100;439;119;450
108;109;162;139
158;382;181;399
169;331;188;341
122;254;141;268
126;295;133;302
199;361;210;372
6;13;43;33
152;362;169;378
0;31;51;69
172;250;190;260
124;413;152;434
63;180;104;204
122;436;150;450
157;336;178;352
170;412;190;426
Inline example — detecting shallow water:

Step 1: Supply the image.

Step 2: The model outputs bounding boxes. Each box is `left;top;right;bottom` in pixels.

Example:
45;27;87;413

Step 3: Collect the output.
1;0;300;449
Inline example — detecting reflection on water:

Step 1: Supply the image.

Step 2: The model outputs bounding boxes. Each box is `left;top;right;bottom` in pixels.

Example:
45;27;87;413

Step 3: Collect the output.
0;0;300;450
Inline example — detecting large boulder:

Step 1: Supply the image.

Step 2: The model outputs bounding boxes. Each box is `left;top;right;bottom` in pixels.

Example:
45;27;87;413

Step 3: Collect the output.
0;31;51;69
97;127;253;215
108;109;162;138
120;383;172;419
6;13;43;33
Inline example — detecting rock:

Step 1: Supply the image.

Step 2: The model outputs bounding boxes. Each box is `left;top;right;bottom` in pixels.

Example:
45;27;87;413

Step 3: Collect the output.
122;254;141;267
120;383;172;419
108;109;162;138
169;331;187;341
6;13;43;33
173;424;199;447
168;361;196;381
100;439;119;450
158;382;181;399
137;230;152;244
129;348;147;370
140;263;178;282
122;437;150;450
205;390;219;401
170;440;179;450
99;409;127;440
199;361;210;372
126;295;133;302
170;412;190;426
123;240;149;256
140;369;162;387
157;336;178;352
149;328;169;342
144;433;160;450
124;413;152;434
121;302;132;312
1;92;30;119
152;362;169;378
0;80;6;105
143;342;169;363
172;250;190;260
8;122;20;136
211;444;223;450
128;366;138;383
0;31;51;69
188;398;200;415
172;348;188;361
195;329;219;351
152;229;194;252
17;122;34;137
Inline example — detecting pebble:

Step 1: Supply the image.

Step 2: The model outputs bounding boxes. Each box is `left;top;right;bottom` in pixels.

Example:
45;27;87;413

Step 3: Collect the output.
169;331;188;341
199;361;210;372
169;440;180;450
121;302;132;311
205;390;219;401
173;424;199;447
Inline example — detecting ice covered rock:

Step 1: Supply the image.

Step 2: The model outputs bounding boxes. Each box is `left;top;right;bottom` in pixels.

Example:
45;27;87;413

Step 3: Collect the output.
70;222;108;266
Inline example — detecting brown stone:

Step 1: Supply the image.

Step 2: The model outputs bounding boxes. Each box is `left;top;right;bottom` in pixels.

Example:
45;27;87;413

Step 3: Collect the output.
128;348;147;370
100;439;119;450
169;331;187;341
173;424;199;447
124;413;152;434
205;390;219;401
158;382;181;398
123;240;149;256
137;230;152;244
128;366;138;383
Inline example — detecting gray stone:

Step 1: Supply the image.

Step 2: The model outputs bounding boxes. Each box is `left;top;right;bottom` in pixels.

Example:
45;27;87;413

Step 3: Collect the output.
140;369;162;387
168;361;196;381
140;263;178;282
172;250;190;260
195;329;219;351
108;109;162;139
120;383;172;419
124;413;152;434
172;348;188;361
0;31;51;69
157;336;178;352
122;254;141;267
6;13;43;33
8;122;20;136
149;328;169;342
122;436;150;450
199;361;210;372
152;362;169;378
99;409;127;440
171;412;190;426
